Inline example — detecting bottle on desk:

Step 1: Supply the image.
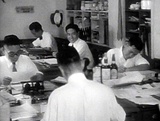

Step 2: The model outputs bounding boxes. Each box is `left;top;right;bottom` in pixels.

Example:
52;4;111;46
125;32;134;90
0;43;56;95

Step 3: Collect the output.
101;57;110;83
110;54;118;79
93;55;103;83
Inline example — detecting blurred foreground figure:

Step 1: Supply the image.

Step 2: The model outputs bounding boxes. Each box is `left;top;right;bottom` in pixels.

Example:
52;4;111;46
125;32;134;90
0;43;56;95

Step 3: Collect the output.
42;46;126;121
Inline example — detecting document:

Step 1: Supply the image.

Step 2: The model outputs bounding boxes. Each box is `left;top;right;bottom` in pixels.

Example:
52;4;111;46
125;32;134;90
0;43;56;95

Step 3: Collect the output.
128;96;160;105
112;82;160;105
51;76;67;84
104;71;144;87
10;102;39;120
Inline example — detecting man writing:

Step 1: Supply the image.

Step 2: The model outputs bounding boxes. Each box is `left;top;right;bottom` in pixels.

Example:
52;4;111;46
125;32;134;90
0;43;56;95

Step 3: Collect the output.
0;35;43;84
102;36;150;72
42;46;126;121
29;22;58;56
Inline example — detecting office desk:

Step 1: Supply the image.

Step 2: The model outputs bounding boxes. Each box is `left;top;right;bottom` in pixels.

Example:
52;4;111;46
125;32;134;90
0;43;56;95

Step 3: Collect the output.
10;70;160;121
10;81;57;121
111;80;160;121
93;70;160;121
33;58;62;80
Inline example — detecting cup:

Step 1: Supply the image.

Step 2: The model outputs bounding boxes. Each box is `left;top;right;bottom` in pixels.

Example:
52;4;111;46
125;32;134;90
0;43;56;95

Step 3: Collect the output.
40;102;47;113
22;95;32;104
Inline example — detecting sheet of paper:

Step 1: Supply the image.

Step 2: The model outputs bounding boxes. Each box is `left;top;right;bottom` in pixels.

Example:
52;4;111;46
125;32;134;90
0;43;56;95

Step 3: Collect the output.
51;76;67;84
112;82;160;105
138;87;160;97
103;71;144;87
34;58;57;65
11;83;23;95
113;87;141;99
128;96;160;105
10;102;39;120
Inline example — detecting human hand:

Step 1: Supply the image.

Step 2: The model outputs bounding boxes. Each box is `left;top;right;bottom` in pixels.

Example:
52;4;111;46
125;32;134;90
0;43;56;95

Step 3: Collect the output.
43;47;51;51
30;73;44;81
52;52;57;57
2;77;12;86
118;66;126;73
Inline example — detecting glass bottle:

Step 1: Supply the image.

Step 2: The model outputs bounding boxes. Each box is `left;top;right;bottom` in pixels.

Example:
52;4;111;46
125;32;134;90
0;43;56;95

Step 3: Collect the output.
110;54;118;79
101;58;110;83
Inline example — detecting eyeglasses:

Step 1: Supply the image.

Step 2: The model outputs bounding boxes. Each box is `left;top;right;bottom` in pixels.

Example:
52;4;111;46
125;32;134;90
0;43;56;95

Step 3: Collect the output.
7;50;24;57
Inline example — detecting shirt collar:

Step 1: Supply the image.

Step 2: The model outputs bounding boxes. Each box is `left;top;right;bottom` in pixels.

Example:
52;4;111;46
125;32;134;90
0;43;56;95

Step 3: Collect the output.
120;46;126;60
39;31;44;40
69;38;80;47
68;72;87;84
4;56;20;68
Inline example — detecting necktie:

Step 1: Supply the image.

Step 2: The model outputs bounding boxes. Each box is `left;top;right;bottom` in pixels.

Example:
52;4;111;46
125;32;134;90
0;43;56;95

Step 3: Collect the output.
12;62;17;72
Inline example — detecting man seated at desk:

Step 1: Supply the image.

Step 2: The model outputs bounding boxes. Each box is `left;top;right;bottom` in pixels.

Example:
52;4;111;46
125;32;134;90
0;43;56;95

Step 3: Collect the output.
102;36;150;72
42;46;126;121
65;23;94;78
0;35;43;84
29;22;58;56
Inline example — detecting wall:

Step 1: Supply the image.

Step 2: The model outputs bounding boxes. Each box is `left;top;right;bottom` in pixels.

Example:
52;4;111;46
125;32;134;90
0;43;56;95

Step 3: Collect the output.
151;0;160;59
0;0;66;40
0;0;123;48
108;0;125;48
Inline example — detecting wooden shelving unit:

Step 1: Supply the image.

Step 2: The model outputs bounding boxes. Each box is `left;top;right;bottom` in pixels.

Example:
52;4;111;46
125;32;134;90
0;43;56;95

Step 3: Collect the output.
125;0;151;56
66;0;109;47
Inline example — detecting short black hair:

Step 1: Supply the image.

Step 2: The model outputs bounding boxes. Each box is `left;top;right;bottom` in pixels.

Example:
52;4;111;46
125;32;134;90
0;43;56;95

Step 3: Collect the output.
65;23;79;33
29;22;42;32
56;46;80;66
3;35;22;46
128;36;144;51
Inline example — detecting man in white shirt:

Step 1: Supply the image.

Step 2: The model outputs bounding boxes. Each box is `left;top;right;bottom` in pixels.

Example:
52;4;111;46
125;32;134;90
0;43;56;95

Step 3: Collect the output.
65;23;94;78
42;46;126;121
102;36;150;72
29;22;58;56
0;35;43;84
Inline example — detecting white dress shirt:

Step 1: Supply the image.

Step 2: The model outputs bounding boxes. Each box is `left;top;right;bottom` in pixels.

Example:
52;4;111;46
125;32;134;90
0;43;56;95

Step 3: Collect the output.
69;38;94;69
0;55;41;83
43;73;126;121
103;46;149;68
32;31;57;52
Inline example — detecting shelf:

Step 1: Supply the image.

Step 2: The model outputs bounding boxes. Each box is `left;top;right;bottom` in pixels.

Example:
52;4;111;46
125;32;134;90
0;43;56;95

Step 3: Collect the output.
87;41;110;48
126;31;139;34
126;9;139;12
127;20;139;23
67;10;108;13
67;5;109;47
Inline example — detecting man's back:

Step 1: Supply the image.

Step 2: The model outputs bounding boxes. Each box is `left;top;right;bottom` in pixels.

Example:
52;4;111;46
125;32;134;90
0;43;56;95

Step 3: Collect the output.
43;73;126;121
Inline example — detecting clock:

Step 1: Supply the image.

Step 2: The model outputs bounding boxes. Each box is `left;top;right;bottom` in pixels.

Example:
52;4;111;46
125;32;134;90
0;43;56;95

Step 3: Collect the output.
50;10;63;27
